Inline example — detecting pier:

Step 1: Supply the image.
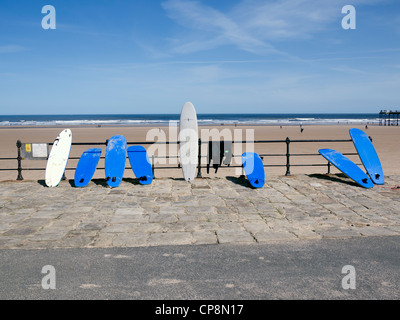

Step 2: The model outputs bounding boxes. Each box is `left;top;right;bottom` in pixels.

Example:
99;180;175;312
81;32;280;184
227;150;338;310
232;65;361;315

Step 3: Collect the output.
379;109;400;126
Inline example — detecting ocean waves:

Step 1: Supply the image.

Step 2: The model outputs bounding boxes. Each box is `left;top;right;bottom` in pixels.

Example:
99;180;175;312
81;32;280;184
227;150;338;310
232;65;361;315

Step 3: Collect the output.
0;114;380;127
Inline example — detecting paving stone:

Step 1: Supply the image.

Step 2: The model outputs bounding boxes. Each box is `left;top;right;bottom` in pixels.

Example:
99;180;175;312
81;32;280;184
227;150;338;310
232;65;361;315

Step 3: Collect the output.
317;227;361;239
242;221;271;234
254;230;298;242
183;221;220;232
177;214;210;222
149;213;177;224
3;227;38;236
93;233;115;247
102;223;141;233
216;206;237;214
115;208;144;215
192;231;218;245
0;236;26;248
186;206;216;215
27;230;69;241
76;222;107;230
356;226;400;237
290;228;322;240
148;232;193;246
160;207;185;215
110;214;149;224
112;233;149;247
216;230;255;244
218;222;244;231
236;207;258;214
54;235;96;248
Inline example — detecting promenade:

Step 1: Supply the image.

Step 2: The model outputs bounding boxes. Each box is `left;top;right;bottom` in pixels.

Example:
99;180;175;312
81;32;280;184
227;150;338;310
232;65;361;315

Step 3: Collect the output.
1;174;400;250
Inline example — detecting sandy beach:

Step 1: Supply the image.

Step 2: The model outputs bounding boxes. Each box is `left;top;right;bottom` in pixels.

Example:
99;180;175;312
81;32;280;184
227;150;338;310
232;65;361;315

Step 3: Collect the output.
0;124;399;182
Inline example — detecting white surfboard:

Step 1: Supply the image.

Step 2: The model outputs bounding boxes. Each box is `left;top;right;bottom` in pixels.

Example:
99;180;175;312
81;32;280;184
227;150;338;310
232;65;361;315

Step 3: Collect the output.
179;102;198;181
45;129;72;187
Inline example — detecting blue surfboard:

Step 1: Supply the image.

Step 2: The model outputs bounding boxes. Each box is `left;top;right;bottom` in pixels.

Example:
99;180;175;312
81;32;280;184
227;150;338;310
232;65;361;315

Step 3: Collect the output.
319;149;374;188
242;152;265;188
74;148;102;187
127;145;153;185
349;128;384;185
105;135;127;188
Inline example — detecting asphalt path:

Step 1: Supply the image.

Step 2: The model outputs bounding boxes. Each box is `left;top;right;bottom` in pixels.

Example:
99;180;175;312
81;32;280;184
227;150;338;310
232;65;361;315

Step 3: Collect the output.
1;236;400;301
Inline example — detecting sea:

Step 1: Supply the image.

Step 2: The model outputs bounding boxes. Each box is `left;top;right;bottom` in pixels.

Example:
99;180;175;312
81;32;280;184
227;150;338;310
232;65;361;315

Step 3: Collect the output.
0;113;381;127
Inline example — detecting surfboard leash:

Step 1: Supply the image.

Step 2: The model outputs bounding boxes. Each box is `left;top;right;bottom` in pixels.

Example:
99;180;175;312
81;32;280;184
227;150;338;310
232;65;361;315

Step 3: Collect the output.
376;185;400;190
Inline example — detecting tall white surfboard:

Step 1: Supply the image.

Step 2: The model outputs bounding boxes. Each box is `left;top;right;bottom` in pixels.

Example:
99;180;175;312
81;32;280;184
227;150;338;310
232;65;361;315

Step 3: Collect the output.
179;102;198;181
45;129;72;187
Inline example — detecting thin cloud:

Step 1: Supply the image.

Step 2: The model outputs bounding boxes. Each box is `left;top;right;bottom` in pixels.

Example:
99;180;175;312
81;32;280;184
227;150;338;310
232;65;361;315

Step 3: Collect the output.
331;65;372;75
161;0;284;55
0;45;28;54
161;0;384;56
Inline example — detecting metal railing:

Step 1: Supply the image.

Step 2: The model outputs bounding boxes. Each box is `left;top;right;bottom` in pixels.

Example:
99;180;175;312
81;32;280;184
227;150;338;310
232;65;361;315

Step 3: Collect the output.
0;138;361;181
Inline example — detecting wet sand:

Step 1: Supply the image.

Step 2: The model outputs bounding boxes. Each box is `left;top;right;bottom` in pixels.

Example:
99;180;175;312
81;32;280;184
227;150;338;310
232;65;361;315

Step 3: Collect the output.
0;124;399;181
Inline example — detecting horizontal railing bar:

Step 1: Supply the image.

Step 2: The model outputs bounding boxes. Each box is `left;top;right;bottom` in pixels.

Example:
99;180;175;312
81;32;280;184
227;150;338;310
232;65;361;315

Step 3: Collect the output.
42;139;355;146
8;163;362;172
290;153;358;157
289;163;362;167
290;139;352;143
50;142;106;146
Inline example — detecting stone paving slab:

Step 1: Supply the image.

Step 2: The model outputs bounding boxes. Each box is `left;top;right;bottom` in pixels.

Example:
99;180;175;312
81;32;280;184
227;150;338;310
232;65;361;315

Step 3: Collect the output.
0;174;399;249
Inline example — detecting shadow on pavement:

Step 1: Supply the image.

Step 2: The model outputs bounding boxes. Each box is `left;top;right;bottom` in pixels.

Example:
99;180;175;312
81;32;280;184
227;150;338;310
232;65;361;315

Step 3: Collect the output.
308;173;360;187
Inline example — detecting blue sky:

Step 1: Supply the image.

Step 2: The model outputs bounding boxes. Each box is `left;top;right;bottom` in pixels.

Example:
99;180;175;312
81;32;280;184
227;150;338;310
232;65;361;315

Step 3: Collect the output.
0;0;399;114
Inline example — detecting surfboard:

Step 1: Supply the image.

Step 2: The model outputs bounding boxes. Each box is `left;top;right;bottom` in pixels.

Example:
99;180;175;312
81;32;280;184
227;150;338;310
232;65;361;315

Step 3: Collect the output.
319;148;374;188
179;102;198;181
74;148;102;187
105;135;127;188
242;152;265;188
45;129;72;187
349;128;384;185
127;145;153;185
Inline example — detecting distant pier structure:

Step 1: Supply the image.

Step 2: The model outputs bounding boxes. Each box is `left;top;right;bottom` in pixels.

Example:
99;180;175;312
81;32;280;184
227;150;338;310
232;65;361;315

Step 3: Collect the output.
379;109;399;126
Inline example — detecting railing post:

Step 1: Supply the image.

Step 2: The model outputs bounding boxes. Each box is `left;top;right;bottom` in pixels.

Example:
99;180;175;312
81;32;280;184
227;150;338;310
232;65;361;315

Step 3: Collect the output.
16;140;23;180
285;137;291;176
327;161;331;174
197;138;202;178
152;155;156;179
240;165;245;179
